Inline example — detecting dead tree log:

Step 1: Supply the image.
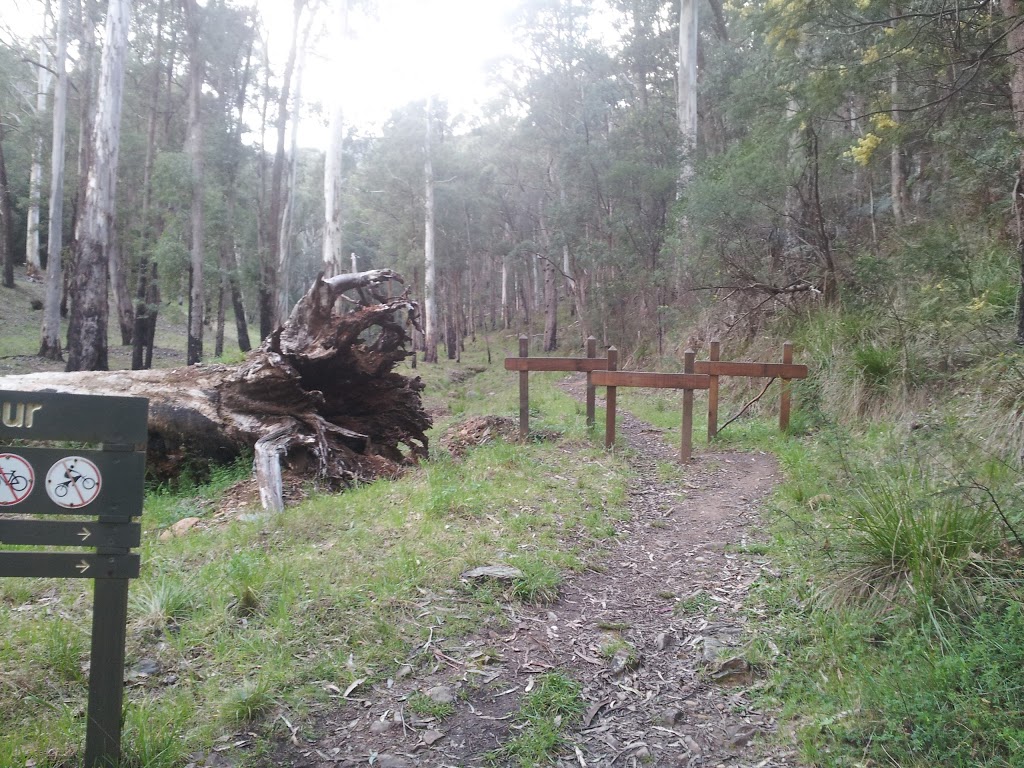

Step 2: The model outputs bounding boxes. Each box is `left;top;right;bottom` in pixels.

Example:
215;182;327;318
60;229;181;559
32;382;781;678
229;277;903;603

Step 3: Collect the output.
0;269;430;511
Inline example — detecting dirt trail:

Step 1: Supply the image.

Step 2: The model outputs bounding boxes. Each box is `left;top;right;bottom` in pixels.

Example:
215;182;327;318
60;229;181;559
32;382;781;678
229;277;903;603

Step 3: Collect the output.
264;379;801;768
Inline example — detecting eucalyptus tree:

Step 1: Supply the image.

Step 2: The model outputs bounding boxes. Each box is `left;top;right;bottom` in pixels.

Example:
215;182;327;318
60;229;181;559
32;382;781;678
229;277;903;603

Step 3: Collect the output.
25;3;51;279
39;0;69;359
423;93;438;362
182;0;205;364
66;0;130;371
0;115;13;288
322;0;350;279
262;0;308;339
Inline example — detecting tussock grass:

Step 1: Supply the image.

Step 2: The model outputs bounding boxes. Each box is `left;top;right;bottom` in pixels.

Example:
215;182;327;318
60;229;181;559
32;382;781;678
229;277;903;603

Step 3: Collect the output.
488;672;585;766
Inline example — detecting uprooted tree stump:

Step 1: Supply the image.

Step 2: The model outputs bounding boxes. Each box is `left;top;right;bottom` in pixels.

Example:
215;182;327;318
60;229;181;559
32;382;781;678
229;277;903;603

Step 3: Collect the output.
0;269;430;511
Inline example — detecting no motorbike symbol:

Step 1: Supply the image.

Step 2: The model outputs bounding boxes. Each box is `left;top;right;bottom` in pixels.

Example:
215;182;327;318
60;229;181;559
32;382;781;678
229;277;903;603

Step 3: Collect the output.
46;456;101;509
0;453;34;505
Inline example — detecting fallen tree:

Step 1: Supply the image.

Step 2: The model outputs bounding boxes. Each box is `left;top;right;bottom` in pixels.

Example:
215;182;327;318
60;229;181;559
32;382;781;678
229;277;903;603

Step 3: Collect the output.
0;269;430;511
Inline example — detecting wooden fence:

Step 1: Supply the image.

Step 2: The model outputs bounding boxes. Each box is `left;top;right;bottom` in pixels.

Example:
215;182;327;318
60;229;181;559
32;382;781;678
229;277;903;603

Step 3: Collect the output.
503;336;608;440
505;338;808;461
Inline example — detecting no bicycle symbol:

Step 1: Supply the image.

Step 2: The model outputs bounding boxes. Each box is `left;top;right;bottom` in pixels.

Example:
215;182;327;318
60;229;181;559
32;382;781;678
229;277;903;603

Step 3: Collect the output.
46;456;102;509
0;453;34;505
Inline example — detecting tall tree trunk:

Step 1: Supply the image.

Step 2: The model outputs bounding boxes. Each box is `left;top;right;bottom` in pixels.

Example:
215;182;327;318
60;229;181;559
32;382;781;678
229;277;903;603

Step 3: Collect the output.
217;5;253;357
322;0;349;279
132;0;165;370
890;7;907;229
183;0;204;365
277;7;316;322
262;0;304;339
27;15;53;280
423;95;439;363
108;227;133;344
66;0;129;372
677;0;698;190
69;0;99;319
40;0;69;358
1003;0;1024;343
0;116;14;288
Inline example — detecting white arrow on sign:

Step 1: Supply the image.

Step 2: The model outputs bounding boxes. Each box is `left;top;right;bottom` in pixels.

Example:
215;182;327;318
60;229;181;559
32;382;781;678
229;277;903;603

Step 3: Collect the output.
78;527;91;542
76;560;90;574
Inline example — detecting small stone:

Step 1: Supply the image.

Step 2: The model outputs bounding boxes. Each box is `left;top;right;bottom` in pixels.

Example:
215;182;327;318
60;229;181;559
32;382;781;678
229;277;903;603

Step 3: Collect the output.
633;746;652;760
369;719;393;734
160;516;201;540
710;657;752;686
422;729;445;746
683;735;702;755
727;724;758;747
657;708;684;727
655;632;674;651
460;565;524;582
396;664;414;679
609;647;639;675
426;685;455;705
132;658;160;676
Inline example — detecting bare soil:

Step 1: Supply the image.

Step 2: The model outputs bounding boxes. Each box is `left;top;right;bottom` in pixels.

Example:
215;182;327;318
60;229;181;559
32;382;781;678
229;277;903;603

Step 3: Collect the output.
251;377;802;768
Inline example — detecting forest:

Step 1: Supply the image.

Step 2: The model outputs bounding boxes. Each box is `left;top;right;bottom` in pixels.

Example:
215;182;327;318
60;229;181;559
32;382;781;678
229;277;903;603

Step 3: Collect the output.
3;0;1024;766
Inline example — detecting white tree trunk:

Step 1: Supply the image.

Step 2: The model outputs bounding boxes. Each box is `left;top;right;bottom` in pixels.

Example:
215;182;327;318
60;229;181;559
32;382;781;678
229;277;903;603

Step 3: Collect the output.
322;0;349;279
677;0;698;188
423;94;438;363
277;6;317;321
27;26;53;279
66;0;130;371
40;0;69;359
183;0;204;365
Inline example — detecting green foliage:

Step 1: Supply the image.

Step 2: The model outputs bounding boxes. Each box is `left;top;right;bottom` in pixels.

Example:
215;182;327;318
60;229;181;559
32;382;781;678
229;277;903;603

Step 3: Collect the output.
826;455;1003;617
490;672;585;766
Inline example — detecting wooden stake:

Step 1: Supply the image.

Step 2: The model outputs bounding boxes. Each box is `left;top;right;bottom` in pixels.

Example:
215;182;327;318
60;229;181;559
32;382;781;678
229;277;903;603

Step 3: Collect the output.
519;335;529;441
585;336;596;429
707;340;720;441
604;347;618;450
682;349;695;462
780;341;793;432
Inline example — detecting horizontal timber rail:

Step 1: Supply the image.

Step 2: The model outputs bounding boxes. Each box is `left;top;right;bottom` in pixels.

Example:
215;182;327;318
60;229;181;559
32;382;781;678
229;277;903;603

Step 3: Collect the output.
594;349;710;462
504;335;608;440
695;341;808;440
504;338;809;462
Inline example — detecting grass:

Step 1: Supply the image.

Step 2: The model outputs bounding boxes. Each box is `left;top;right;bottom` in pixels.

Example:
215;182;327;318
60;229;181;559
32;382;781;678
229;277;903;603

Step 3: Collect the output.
0;341;632;766
488;672;585;766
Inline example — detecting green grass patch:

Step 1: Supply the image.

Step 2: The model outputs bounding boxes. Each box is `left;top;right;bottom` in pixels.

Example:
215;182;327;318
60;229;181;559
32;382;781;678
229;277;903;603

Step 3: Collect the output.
489;672;585;766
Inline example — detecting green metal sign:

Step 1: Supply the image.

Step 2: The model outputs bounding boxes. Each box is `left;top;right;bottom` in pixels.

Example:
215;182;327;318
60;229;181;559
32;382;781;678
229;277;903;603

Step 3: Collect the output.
0;388;148;768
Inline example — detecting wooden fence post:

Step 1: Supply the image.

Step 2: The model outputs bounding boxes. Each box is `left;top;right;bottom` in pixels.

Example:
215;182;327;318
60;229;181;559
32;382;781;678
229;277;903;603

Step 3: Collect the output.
604;347;618;450
586;336;597;429
682;349;695;462
780;341;793;432
707;340;720;441
519;335;529;441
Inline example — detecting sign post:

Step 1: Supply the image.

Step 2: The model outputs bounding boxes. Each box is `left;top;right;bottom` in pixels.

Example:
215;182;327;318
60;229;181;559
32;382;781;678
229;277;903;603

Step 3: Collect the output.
0;390;148;768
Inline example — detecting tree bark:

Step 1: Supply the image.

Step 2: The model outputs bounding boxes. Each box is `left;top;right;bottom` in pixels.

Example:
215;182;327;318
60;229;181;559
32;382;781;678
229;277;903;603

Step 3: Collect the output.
183;0;204;365
66;0;130;372
108;227;134;345
423;95;439;363
1003;0;1024;343
40;0;69;359
27;19;53;280
0;270;428;511
322;2;349;280
0;116;14;289
677;0;698;190
263;0;305;339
